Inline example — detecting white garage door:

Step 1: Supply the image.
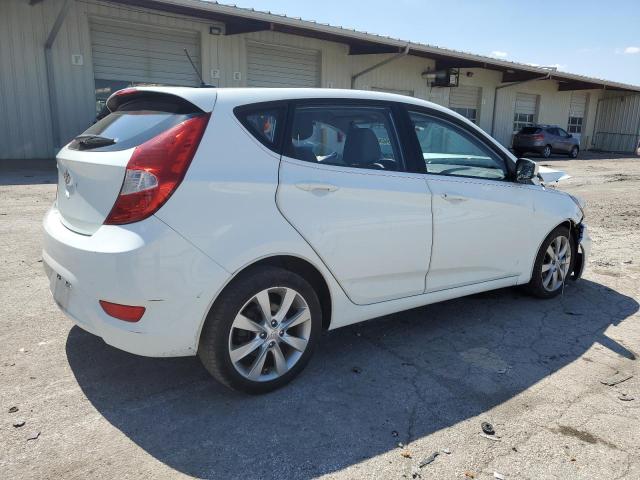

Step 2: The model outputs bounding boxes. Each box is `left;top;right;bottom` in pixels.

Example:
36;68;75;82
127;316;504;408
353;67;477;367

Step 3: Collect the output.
247;42;320;88
513;93;538;132
569;92;588;118
449;86;481;123
90;18;201;86
568;92;588;144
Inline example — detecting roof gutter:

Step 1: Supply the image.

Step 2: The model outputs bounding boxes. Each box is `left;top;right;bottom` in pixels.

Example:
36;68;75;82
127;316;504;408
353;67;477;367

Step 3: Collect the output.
44;0;72;153
350;45;410;89
491;74;551;137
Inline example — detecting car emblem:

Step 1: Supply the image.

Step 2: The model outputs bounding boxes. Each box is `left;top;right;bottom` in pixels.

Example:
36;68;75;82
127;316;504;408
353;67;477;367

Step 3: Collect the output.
63;169;72;186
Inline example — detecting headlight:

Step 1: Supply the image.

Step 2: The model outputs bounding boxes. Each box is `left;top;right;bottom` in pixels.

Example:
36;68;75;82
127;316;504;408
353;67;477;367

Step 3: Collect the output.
568;193;586;219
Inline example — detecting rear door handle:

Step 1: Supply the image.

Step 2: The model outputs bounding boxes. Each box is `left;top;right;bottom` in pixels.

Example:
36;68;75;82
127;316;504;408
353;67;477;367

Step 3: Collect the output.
441;193;467;203
295;182;339;192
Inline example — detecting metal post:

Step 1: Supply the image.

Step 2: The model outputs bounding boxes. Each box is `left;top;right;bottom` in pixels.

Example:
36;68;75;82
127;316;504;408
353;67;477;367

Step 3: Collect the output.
44;0;72;152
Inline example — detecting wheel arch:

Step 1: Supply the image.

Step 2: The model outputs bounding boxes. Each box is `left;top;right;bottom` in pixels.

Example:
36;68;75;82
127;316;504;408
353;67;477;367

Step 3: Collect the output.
197;255;333;347
529;219;579;279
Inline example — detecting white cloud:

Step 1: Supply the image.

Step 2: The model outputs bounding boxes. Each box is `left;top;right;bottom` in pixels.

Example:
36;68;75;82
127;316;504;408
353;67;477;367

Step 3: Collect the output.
624;46;640;54
490;51;508;58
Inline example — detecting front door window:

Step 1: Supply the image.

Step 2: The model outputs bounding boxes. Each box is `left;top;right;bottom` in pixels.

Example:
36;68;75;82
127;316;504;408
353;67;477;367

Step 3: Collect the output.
408;111;507;180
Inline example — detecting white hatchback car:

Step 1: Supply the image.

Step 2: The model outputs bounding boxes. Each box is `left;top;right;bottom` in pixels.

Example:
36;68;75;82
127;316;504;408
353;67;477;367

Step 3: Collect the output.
43;87;590;393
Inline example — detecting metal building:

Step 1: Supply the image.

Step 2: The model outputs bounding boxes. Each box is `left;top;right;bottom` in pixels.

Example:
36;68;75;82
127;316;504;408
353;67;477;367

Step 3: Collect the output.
1;0;639;160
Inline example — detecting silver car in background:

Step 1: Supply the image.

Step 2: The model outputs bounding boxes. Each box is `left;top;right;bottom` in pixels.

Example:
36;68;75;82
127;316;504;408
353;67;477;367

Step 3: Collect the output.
513;125;580;159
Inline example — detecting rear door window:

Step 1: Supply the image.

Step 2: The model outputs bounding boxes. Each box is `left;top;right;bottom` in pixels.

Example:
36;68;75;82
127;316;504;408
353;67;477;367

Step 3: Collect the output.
285;105;404;172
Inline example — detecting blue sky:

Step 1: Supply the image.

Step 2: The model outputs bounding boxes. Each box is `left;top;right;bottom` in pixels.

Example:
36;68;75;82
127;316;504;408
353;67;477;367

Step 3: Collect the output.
232;0;640;85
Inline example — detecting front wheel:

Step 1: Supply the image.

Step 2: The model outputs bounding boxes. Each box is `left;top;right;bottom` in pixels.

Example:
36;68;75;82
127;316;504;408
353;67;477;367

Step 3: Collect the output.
198;266;322;394
524;226;575;299
541;145;552;158
569;146;579;158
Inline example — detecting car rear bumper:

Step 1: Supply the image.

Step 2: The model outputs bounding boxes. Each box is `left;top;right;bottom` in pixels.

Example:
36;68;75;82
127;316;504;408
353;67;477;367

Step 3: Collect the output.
42;205;230;357
513;141;545;152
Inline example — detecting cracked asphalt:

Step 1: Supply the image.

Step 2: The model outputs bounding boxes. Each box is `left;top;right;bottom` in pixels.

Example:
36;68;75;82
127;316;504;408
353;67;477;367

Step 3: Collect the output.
1;154;639;479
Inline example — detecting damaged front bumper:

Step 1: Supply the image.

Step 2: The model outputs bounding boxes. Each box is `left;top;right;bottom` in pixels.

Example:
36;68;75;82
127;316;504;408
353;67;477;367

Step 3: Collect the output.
572;222;591;280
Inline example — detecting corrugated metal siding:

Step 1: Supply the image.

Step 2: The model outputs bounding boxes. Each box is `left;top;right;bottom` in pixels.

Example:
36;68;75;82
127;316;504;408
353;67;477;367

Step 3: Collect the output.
1;0;636;159
594;94;640;152
449;86;481;109
90;18;200;86
0;0;55;159
246;42;320;87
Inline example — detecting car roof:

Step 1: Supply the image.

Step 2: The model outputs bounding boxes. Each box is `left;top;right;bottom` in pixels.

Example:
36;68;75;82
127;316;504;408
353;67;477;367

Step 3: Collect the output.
214;87;438;108
125;86;518;162
116;86;466;122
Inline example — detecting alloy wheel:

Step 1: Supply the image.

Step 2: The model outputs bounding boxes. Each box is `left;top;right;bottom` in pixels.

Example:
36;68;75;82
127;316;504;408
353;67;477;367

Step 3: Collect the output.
543;145;551;158
541;235;571;292
227;287;312;382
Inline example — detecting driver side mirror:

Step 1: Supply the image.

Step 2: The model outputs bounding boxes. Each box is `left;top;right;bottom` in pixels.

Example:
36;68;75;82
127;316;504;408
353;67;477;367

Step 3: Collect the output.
515;158;539;183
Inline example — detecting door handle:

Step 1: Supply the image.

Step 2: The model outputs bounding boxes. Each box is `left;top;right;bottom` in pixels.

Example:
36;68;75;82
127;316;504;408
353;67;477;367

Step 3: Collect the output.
441;193;467;203
295;182;339;192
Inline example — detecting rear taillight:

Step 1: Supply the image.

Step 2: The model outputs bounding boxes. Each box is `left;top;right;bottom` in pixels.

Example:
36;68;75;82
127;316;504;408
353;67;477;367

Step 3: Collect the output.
99;300;146;322
114;87;138;98
105;113;210;225
533;134;544;141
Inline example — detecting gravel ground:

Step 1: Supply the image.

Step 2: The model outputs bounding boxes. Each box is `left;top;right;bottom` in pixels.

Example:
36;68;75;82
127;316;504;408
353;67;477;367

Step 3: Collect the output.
1;154;639;480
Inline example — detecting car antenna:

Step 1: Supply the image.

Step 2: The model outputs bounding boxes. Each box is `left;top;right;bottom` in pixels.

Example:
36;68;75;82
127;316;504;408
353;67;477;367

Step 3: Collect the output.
184;48;213;87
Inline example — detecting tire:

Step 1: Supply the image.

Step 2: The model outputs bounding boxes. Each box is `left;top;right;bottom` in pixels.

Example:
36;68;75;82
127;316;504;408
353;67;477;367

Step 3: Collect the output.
198;266;322;394
524;225;575;299
541;145;552;158
569;146;579;158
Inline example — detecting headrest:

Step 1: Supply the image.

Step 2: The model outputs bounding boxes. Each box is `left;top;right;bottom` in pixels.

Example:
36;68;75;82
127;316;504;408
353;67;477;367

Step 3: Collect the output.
292;112;315;140
342;128;381;165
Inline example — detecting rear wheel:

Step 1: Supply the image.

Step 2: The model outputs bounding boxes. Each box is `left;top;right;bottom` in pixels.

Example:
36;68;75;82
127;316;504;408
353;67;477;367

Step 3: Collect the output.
198;266;321;394
541;145;552;158
569;146;579;158
524;226;575;299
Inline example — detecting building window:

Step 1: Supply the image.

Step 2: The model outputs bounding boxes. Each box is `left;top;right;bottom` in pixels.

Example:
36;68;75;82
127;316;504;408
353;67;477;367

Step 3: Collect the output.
513;113;535;133
451;107;478;124
567;116;583;134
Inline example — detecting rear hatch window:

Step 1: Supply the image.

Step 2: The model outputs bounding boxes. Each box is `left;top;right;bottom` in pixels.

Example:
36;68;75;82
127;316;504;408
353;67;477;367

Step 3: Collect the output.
518;127;541;135
56;91;211;235
68;93;202;152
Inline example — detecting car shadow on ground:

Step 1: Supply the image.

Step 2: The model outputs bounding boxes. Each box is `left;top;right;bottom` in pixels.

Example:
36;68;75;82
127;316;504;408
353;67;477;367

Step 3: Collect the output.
66;279;637;479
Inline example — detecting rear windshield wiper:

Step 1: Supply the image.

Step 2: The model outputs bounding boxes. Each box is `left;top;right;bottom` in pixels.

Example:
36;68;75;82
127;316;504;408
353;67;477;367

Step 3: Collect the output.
75;134;116;149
